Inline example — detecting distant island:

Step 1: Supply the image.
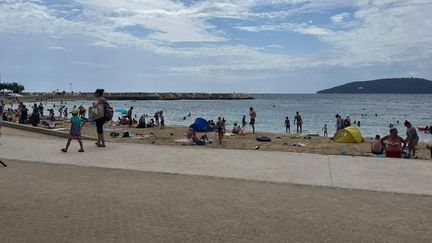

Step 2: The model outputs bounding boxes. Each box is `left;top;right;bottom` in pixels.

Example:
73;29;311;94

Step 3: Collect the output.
317;78;432;94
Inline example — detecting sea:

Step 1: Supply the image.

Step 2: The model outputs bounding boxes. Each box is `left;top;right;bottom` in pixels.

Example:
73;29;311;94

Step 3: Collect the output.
24;94;432;141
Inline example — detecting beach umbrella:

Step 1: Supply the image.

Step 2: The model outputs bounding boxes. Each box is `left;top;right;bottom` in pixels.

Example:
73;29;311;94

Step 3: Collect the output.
115;108;128;114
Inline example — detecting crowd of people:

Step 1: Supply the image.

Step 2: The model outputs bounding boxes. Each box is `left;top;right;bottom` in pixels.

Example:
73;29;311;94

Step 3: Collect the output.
1;92;431;159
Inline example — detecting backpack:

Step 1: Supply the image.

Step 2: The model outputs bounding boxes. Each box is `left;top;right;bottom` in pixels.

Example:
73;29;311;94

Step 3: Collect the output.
102;99;113;121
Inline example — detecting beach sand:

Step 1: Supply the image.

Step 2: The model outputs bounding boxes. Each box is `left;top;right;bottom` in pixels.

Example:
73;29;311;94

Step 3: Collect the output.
59;122;431;159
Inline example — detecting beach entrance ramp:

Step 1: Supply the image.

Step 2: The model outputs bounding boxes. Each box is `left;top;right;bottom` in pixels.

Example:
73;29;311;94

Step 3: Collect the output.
333;126;363;143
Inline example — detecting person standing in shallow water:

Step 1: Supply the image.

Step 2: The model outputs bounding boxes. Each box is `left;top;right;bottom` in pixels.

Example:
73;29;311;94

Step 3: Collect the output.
249;107;256;134
294;112;303;133
285;116;290;133
94;89;106;147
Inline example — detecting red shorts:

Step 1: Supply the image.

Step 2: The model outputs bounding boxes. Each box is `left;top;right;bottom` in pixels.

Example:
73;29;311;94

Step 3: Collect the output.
69;131;82;139
385;150;402;158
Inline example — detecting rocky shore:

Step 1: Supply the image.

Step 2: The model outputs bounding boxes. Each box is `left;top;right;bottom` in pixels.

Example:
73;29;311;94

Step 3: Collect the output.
10;92;254;101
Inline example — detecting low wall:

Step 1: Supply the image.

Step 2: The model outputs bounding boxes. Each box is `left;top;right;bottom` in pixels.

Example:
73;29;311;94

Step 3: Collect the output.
1;121;96;141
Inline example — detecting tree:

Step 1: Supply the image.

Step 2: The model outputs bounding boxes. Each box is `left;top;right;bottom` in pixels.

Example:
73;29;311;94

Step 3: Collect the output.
0;82;25;94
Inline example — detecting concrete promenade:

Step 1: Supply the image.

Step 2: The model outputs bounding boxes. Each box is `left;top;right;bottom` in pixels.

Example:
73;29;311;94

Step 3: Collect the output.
1;127;431;195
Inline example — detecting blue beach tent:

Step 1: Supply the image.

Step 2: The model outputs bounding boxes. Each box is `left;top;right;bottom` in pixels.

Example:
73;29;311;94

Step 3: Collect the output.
190;118;215;133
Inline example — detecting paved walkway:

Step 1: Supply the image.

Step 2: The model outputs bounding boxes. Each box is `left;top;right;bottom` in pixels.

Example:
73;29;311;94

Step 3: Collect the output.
1;127;432;195
2;160;431;243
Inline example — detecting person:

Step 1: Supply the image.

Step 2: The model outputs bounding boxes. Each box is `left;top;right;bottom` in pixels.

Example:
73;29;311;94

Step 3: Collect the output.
371;135;384;154
0;100;4;119
357;120;361;127
148;119;155;127
160;111;165;130
380;128;406;158
154;111;160;126
404;120;419;158
249;107;256;134
58;106;64;119
284;116;290;133
186;128;198;143
29;107;40;127
335;114;343;129
222;117;226;133
127;107;133;126
93;89;106;147
344;116;351;127
294;112;303;133
137;115;146;128
216;117;224;144
38;103;44;117
241;115;247;128
19;105;28;124
48;108;55;121
232;122;241;134
64;107;68;119
322;124;328;137
61;109;85;153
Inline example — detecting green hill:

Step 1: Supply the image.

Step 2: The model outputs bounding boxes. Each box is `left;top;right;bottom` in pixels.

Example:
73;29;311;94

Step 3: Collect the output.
317;78;432;94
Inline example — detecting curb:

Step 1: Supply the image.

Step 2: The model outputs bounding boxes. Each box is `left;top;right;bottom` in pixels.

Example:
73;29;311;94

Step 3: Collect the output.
0;121;97;141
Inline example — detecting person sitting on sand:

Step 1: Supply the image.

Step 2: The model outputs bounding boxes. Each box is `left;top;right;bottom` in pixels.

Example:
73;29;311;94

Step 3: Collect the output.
404;120;419;159
371;135;384;154
380;128;406;158
137;116;146;128
186;128;198;143
232;123;241;134
148;119;156;128
285;116;291;133
61;110;85;153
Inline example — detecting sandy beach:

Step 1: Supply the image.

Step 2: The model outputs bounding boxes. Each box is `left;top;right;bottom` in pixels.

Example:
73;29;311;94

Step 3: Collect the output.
61;122;430;159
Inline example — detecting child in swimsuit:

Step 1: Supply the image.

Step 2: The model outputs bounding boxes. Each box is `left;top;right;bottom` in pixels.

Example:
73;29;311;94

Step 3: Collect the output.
404;120;419;158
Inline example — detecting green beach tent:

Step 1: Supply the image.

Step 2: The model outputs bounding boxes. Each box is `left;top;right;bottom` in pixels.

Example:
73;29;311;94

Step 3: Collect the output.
333;126;363;143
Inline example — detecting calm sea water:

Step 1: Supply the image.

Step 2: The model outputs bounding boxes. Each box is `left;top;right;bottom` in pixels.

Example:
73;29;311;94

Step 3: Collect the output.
25;94;432;141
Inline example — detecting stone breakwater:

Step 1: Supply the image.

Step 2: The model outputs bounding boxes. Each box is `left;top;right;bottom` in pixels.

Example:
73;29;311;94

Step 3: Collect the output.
17;92;254;101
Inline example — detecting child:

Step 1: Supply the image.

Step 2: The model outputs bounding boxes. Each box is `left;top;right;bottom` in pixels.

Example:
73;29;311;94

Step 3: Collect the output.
322;124;328;137
285;116;290;133
160;111;165;130
371;135;384;154
61;109;85;153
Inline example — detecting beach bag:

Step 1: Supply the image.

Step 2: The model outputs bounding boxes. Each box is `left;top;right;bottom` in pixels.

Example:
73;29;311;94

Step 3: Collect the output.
89;105;104;120
102;100;113;121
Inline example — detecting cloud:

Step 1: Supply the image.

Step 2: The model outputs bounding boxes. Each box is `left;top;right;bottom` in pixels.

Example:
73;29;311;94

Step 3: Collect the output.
330;12;350;23
48;46;66;50
0;0;431;84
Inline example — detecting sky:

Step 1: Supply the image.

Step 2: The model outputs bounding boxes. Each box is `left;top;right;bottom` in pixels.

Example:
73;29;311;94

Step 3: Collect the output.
0;0;431;93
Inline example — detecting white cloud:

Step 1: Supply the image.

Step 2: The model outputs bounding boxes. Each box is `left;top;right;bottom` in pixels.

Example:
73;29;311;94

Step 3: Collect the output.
48;46;66;50
330;12;350;23
0;0;431;80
